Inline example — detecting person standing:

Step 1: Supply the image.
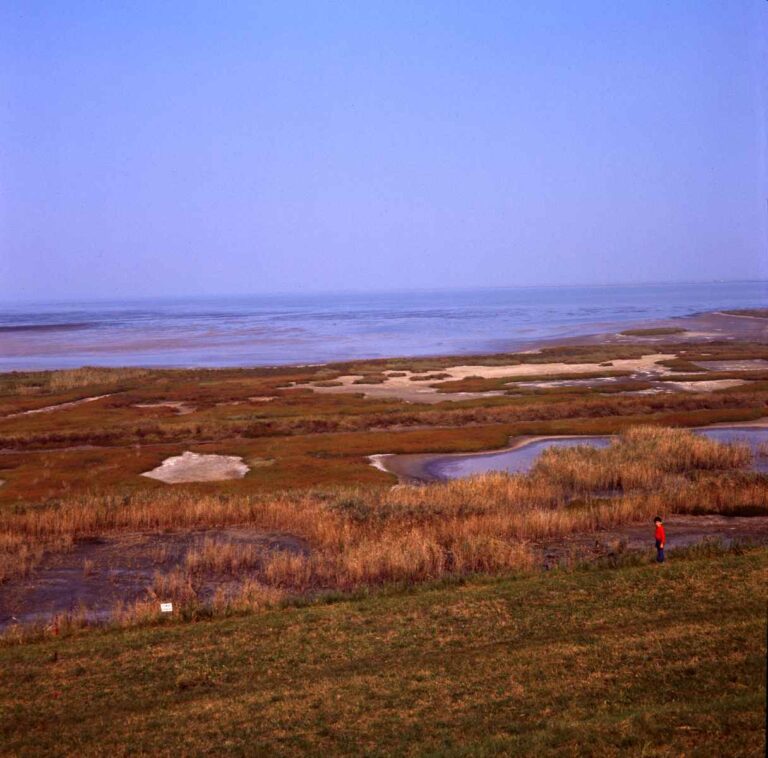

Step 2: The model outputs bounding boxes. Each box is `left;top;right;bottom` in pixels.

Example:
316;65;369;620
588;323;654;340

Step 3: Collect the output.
654;516;666;563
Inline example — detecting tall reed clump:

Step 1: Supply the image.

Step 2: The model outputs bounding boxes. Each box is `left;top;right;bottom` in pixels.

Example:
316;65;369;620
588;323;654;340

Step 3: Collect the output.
0;533;72;584
183;539;266;576
530;425;752;494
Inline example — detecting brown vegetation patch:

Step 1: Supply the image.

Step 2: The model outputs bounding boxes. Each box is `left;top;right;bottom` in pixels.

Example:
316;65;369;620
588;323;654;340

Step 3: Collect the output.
409;373;452;382
352;374;388;385
620;327;687;336
657;358;707;372
664;379;748;393
133;401;196;415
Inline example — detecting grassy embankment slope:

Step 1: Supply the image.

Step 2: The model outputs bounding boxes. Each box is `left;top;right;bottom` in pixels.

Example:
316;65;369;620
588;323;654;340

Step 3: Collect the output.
1;546;765;755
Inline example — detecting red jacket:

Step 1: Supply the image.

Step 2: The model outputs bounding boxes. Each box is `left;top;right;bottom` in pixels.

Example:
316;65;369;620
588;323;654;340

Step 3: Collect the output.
655;523;665;544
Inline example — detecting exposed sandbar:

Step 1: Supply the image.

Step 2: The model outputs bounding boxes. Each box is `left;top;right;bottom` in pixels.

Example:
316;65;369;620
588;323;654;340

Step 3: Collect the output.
142;452;250;484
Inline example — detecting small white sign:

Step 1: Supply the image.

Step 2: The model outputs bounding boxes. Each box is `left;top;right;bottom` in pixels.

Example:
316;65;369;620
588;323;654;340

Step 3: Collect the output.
160;602;173;613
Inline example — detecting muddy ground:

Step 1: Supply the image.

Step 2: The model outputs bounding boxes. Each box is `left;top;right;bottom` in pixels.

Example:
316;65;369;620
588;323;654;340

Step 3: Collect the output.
0;528;306;630
536;514;768;568
2;516;767;632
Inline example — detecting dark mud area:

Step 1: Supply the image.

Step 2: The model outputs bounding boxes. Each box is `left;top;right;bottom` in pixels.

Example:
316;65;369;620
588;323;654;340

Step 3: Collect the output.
0;528;306;630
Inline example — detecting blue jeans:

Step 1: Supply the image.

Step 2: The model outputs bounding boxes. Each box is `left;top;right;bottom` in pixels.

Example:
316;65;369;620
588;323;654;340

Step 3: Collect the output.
655;539;665;563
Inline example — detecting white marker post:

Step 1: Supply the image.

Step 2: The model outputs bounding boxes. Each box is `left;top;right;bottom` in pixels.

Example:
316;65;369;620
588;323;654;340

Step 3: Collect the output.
160;602;173;613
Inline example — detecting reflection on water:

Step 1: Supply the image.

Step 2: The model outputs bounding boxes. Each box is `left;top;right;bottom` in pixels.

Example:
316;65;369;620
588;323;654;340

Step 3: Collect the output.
427;427;768;480
697;429;768;472
428;437;611;479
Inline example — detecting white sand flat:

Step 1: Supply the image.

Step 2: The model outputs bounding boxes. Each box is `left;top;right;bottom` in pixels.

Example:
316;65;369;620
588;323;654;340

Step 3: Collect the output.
295;353;677;403
664;379;748;392
4;394;113;419
141;451;250;483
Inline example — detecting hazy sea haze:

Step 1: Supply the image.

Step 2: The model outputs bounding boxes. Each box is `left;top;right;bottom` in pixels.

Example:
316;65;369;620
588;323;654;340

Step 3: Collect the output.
0;281;766;371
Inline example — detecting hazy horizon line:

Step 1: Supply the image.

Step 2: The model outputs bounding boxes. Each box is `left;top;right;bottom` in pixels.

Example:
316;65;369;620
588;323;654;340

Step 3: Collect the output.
2;277;767;308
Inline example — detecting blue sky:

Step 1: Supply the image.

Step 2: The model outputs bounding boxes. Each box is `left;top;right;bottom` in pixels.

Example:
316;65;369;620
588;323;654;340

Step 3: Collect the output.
1;1;766;300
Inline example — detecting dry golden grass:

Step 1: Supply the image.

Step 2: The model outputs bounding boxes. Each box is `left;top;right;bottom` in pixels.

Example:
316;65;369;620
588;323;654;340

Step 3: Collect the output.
2;427;765;612
532;425;752;493
149;567;196;603
184;538;265;575
0;532;72;584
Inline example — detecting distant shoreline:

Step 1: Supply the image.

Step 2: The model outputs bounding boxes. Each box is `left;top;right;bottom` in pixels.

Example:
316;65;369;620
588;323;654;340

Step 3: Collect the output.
0;322;95;333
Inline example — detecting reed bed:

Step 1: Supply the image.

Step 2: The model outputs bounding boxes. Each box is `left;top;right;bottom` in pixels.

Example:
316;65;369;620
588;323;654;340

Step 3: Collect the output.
0;533;72;584
2;427;767;622
531;426;752;493
183;538;266;576
47;367;151;391
1;367;152;398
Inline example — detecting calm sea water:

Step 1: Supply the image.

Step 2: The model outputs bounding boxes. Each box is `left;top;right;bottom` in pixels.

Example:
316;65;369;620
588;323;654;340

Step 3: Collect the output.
0;281;766;370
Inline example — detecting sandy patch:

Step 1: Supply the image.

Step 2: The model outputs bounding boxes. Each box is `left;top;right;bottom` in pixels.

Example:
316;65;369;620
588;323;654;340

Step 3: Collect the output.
134;401;196;415
515;377;622;389
612;388;670;396
664;379;748;392
4;394;113;420
705;417;768;429
249;396;277;402
714;311;768;320
297;353;676;403
615;330;719;341
426;354;675;380
369;454;394;473
696;360;768;371
142;452;250;483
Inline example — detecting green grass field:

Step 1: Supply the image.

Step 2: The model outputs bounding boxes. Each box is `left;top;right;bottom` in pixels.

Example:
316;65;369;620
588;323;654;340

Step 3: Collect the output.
2;547;766;756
